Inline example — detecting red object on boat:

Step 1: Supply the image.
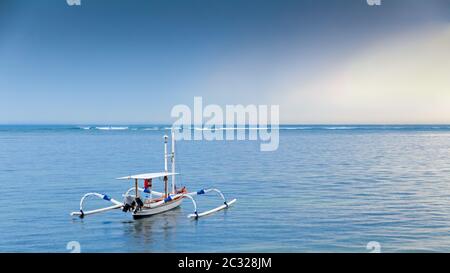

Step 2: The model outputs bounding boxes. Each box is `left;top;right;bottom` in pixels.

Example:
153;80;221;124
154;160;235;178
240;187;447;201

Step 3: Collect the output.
144;179;152;189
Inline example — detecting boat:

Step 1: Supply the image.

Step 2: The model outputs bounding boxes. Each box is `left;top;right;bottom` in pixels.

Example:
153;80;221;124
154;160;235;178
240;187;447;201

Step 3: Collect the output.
70;131;236;220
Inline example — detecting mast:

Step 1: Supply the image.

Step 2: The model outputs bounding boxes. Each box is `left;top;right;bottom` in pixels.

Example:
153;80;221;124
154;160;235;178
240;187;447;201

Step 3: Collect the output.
135;179;138;199
164;135;168;172
164;176;168;198
164;135;169;197
171;130;176;194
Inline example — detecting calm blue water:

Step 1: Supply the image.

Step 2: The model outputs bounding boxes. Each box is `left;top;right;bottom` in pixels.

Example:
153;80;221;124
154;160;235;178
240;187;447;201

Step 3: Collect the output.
1;125;450;253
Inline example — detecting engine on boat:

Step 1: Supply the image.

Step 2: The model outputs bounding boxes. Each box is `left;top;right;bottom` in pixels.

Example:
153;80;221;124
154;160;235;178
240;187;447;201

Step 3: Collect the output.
122;195;145;213
122;195;135;212
134;197;144;213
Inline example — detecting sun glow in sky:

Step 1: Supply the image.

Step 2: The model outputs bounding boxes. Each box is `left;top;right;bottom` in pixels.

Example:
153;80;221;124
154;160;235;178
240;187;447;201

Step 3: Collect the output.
0;0;449;124
279;25;450;124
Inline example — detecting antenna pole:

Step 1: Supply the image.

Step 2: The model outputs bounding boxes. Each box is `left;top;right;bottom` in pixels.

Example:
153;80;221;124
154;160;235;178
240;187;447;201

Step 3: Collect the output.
171;130;176;194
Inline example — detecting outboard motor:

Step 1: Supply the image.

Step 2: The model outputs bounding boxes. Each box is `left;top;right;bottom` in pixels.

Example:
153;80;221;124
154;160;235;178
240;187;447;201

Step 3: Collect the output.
122;195;135;212
134;197;144;213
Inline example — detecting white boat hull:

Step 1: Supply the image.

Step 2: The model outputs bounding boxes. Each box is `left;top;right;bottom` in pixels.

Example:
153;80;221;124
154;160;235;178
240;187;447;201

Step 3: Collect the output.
132;197;183;219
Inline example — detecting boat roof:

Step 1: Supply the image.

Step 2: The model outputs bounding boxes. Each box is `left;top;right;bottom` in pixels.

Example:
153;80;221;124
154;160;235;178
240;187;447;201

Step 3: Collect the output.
116;172;178;180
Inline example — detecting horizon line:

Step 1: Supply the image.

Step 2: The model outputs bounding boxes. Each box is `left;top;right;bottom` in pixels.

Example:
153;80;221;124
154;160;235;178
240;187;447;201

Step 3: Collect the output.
1;123;450;126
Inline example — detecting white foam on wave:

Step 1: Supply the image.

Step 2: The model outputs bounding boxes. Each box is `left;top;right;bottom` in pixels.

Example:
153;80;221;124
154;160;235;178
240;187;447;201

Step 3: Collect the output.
324;126;357;130
95;126;129;131
281;127;312;130
193;127;273;131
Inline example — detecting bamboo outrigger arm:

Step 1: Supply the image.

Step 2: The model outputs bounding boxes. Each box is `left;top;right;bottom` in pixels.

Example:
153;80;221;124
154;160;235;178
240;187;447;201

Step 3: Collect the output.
184;188;237;219
70;192;123;218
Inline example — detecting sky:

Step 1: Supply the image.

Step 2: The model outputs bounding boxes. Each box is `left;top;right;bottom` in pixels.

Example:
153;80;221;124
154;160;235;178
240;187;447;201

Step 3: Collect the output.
0;0;449;124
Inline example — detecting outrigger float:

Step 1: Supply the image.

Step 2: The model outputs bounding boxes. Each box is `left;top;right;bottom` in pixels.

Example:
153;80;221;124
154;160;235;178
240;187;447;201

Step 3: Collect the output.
71;131;236;220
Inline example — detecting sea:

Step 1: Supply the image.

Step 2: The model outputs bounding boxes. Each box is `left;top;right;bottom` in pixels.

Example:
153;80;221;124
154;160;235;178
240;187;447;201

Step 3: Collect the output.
1;125;450;253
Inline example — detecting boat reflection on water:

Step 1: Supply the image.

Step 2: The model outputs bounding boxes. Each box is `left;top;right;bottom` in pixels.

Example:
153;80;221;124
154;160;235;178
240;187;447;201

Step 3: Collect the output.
121;206;186;251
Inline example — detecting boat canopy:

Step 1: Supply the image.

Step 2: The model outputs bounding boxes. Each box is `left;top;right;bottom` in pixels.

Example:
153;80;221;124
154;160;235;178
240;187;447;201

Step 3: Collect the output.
116;172;178;180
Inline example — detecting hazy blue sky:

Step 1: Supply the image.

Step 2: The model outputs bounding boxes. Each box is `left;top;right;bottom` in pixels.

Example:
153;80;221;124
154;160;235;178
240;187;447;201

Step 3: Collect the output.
1;0;449;124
